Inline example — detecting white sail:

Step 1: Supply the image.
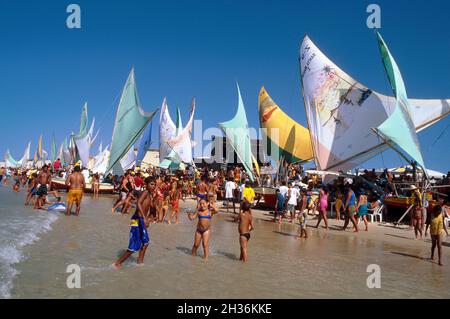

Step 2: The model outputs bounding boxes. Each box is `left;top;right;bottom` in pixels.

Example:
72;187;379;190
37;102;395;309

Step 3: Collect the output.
167;98;196;165
74;118;95;167
159;98;177;163
120;146;136;172
18;142;31;167
300;35;450;172
92;145;110;174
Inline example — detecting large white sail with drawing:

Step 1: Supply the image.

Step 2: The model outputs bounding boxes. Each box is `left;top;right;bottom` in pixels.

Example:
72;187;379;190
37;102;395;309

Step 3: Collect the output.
300;35;450;172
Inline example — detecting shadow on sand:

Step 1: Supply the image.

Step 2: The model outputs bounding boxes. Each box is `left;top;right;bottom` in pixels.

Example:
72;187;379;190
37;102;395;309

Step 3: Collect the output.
272;231;297;238
176;246;192;255
391;251;430;262
215;250;240;261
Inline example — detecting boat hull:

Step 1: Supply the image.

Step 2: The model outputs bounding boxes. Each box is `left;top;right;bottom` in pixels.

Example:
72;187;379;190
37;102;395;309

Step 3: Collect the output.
51;178;115;194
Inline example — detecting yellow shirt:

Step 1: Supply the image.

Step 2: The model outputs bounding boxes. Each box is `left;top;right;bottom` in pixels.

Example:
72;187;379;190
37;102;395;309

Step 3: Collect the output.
430;214;444;236
243;187;255;204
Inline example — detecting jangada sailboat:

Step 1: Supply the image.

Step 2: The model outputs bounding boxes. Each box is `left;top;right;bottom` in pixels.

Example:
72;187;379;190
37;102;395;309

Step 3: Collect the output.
52;68;158;194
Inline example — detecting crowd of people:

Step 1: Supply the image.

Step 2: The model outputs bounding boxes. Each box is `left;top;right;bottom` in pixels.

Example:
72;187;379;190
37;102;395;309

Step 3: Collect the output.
1;159;449;266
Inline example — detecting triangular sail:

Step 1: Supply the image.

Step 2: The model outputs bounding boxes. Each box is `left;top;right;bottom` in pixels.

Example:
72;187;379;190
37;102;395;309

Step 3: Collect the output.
167;98;196;165
106;69;158;174
92;145;110;174
51;135;57;163
159;106;183;169
19;142;31;167
62;138;72;165
5;149;20;168
300;35;450;172
74;118;95;167
159;98;177;163
120;146;136;172
219;84;255;181
137;121;153;165
258;87;313;163
37;135;43;160
78;102;88;137
375;32;425;169
58;142;65;167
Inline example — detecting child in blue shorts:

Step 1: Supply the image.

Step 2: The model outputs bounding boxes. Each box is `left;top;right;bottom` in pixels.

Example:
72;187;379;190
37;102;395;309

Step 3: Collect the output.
113;177;154;269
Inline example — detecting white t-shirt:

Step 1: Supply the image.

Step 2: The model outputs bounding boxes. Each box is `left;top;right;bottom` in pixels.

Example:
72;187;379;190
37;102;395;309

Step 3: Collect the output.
279;185;289;199
225;181;236;199
288;187;300;205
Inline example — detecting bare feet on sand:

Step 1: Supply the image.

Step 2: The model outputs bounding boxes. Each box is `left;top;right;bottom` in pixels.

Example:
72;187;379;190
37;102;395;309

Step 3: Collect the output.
112;262;121;270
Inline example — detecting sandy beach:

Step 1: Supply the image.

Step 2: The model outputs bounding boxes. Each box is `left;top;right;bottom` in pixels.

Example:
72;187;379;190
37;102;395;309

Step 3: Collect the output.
7;191;450;299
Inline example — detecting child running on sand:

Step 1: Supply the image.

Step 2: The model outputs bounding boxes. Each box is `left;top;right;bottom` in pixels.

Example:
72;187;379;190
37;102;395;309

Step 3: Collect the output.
237;201;253;262
188;198;219;260
430;205;449;266
112;177;153;269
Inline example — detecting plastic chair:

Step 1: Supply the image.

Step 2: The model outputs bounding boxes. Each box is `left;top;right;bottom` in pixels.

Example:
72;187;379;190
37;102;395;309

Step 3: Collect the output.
368;205;384;223
445;217;450;228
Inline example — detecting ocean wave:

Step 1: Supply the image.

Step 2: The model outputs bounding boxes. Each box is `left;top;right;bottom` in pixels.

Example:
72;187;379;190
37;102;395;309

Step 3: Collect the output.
0;211;59;299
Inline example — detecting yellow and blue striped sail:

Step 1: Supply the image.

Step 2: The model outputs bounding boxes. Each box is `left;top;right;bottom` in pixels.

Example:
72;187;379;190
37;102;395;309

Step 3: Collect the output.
376;32;425;169
106;69;158;174
219;84;255;181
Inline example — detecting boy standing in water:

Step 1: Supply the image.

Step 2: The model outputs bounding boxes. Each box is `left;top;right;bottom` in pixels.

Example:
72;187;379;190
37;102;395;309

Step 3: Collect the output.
238;201;253;263
112;177;153;269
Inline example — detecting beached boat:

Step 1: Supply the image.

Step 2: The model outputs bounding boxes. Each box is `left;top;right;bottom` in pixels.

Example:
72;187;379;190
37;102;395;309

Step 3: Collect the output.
51;177;114;194
254;186;277;207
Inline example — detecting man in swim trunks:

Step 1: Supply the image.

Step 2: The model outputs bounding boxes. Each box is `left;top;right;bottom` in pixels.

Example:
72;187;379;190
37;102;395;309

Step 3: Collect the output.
238;201;253;262
65;165;85;216
112;177;153;269
34;165;52;210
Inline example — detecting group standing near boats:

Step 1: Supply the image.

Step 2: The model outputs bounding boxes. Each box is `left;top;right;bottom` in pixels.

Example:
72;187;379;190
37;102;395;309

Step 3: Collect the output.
2;31;450;269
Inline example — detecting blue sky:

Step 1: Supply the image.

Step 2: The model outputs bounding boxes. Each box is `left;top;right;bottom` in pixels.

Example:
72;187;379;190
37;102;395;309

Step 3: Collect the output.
0;0;449;172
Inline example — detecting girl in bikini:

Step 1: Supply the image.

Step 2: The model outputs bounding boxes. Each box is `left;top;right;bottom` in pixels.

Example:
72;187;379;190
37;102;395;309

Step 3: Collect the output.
188;199;218;260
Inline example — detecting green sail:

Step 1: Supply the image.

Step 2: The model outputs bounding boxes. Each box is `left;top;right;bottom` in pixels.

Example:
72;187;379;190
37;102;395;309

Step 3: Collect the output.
78;103;88;137
219;84;255;181
51;135;57;162
376;32;425;170
106;69;158;174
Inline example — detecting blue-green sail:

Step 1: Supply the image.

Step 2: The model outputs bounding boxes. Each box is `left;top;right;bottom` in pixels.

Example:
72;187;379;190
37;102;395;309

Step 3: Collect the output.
51;135;57;163
78;103;88;137
376;32;425;170
4;149;20;167
106;69;158;174
219;84;255;181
